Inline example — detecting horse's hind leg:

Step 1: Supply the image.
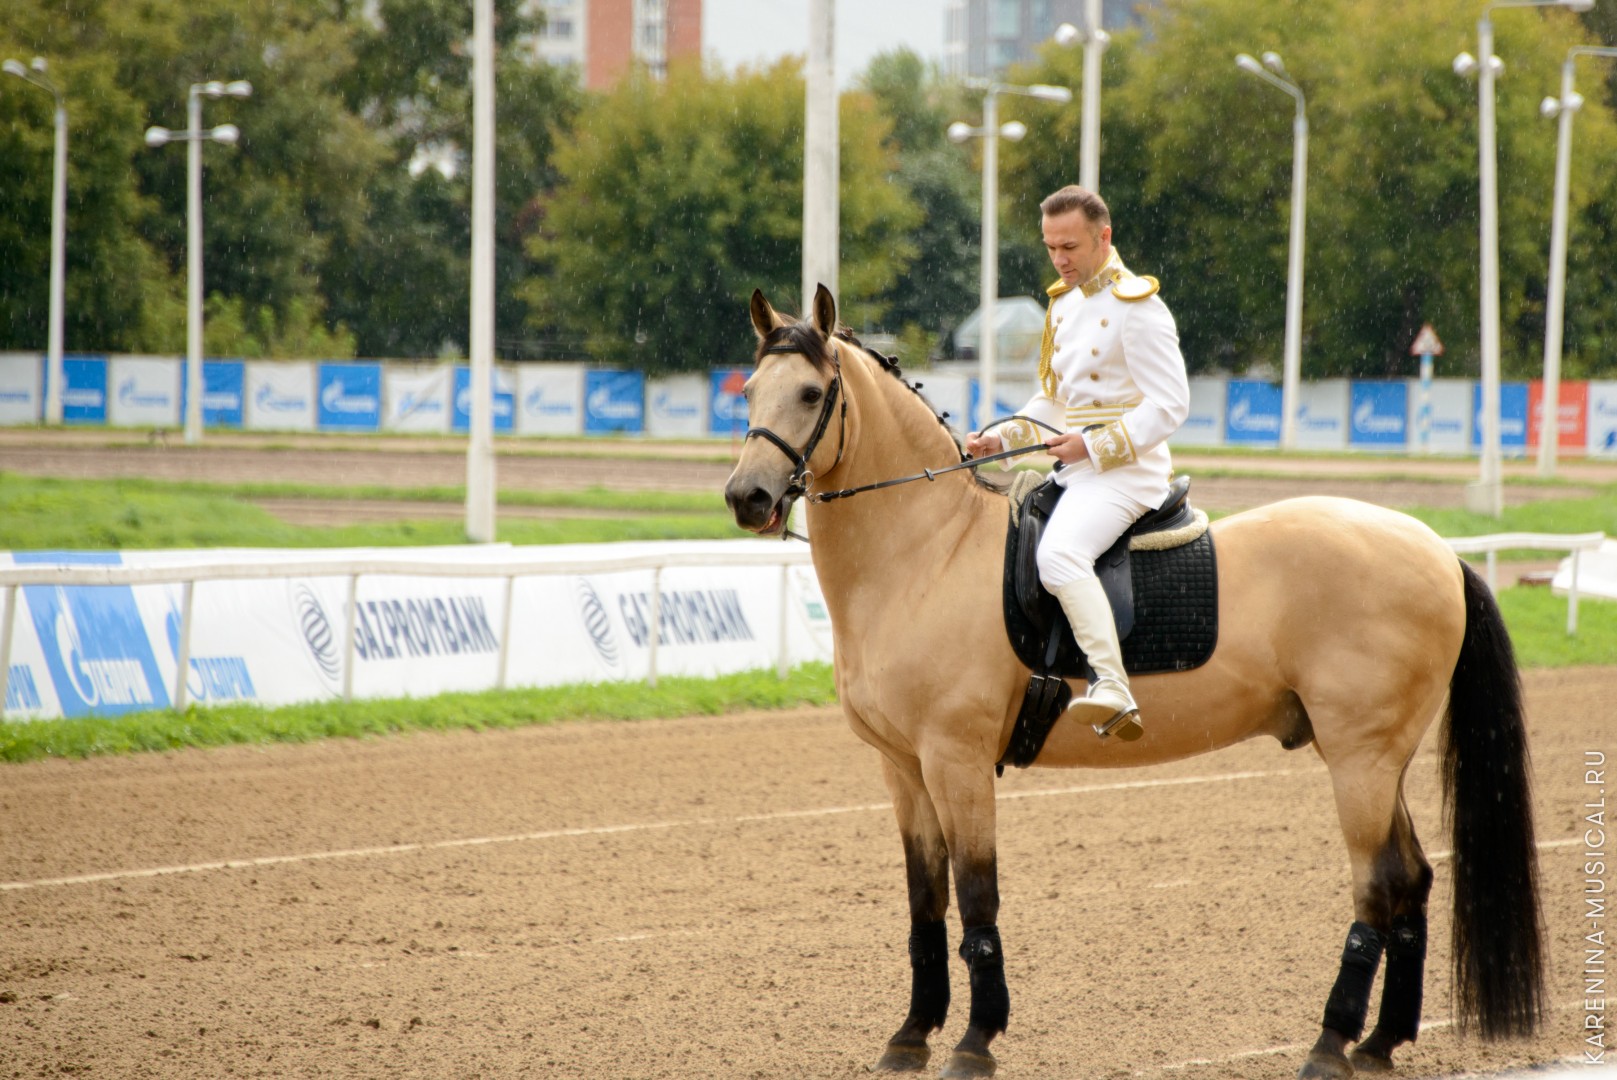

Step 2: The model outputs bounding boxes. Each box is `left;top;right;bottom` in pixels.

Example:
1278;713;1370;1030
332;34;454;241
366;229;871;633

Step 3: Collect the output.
1302;766;1433;1080
1346;793;1433;1074
874;754;953;1073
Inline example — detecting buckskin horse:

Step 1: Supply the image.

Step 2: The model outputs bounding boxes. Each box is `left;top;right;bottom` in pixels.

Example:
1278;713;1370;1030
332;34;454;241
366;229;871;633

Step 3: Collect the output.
723;286;1544;1080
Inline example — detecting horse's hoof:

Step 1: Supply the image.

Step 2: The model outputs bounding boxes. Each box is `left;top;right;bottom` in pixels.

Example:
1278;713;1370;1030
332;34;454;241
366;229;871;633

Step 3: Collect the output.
1348;1048;1394;1074
872;1041;929;1072
1297;1049;1353;1080
939;1049;997;1079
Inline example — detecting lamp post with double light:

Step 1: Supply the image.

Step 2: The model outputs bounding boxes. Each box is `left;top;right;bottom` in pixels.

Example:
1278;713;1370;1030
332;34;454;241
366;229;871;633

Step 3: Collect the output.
1537;44;1617;478
144;79;252;445
1235;51;1308;451
1054;1;1110;192
950;80;1072;428
3;57;67;425
1454;0;1592;514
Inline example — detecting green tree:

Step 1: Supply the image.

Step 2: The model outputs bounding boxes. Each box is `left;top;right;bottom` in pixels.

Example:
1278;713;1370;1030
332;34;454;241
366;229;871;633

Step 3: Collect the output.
860;49;980;360
523;59;920;373
998;0;1616;377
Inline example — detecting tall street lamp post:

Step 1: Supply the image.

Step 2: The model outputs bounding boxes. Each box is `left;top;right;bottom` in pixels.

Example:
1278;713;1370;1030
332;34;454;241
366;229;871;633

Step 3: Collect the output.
1054;0;1110;192
950;80;1072;429
1235;51;1308;451
1537;44;1617;478
1454;0;1592;515
145;79;252;445
3;57;66;426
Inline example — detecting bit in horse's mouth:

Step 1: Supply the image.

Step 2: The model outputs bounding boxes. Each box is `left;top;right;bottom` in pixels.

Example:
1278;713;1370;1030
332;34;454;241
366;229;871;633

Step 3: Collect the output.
760;495;793;536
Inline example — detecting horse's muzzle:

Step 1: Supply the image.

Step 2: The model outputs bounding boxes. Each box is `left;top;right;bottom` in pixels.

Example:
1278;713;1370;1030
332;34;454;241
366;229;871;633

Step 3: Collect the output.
725;477;788;535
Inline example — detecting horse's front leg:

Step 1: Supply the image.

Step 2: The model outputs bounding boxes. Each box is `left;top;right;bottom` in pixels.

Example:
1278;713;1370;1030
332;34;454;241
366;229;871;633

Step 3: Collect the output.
927;750;1008;1080
874;754;953;1073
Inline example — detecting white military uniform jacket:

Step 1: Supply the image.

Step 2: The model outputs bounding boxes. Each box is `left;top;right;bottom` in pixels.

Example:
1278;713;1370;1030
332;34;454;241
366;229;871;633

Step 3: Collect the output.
990;248;1189;510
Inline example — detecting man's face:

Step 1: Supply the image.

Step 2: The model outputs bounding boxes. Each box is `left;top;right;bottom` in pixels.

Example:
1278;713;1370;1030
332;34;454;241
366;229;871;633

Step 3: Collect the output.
1042;210;1112;286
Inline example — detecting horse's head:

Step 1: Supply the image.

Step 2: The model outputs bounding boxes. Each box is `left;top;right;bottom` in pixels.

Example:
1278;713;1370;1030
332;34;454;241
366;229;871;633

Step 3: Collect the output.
724;284;845;536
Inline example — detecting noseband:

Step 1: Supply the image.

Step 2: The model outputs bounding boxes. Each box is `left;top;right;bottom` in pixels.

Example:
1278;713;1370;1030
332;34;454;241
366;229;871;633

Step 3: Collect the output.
744;341;846;500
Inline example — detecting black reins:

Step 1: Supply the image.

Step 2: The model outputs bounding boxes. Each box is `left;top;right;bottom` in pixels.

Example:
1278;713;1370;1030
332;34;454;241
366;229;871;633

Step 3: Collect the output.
744;341;1066;539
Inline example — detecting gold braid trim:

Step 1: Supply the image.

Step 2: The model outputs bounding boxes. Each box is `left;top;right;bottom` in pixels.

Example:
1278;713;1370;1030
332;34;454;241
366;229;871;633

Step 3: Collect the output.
1036;249;1127;399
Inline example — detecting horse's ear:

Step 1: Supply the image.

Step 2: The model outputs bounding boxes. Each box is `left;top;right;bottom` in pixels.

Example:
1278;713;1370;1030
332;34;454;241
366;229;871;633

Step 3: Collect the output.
750;289;784;341
812;283;837;339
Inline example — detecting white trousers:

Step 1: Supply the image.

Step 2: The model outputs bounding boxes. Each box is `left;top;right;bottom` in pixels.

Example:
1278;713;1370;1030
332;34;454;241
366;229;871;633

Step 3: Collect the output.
1036;474;1152;589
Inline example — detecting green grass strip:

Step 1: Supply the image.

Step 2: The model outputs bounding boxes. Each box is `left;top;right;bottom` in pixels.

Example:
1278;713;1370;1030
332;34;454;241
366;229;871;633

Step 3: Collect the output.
0;662;838;764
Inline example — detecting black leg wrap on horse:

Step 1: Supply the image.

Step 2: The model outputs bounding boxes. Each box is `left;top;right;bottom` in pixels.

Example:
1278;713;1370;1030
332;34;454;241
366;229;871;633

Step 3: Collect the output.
959;924;1010;1035
1322;921;1385;1041
905;919;951;1030
1374;913;1428;1043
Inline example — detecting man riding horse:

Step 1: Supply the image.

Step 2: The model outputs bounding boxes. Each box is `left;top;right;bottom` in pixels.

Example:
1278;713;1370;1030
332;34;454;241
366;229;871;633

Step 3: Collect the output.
966;184;1189;742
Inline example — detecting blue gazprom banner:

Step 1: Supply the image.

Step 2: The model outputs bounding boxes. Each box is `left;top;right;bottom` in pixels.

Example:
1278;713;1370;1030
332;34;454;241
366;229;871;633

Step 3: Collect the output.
61;355;108;425
1224;380;1282;445
178;360;246;429
1349;381;1408;447
451;366;515;434
1471;382;1530;455
317;362;382;431
584;369;644;433
14;552;170;717
709;369;749;436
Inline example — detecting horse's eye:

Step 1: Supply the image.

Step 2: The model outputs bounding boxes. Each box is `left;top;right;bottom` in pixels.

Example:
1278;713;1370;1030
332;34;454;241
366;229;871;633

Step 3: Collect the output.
801;387;823;406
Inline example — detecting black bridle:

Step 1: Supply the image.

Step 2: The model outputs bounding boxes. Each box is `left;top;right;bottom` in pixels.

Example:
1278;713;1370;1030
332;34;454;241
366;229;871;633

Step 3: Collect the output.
743;341;847;501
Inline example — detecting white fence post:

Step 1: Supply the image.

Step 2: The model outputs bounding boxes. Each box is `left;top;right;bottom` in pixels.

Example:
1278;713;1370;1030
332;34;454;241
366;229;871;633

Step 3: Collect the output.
778;564;791;679
647;566;663;688
342;574;359;702
0;585;15;718
498;575;516;690
172;580;195;711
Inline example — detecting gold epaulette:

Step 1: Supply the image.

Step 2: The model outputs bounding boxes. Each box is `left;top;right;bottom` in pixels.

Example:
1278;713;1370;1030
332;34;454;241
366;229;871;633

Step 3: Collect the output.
1111;274;1160;302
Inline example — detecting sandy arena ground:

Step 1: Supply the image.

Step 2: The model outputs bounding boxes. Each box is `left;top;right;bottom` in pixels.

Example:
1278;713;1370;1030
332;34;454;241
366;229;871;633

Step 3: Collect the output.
1;669;1613;1079
1;432;1613;1077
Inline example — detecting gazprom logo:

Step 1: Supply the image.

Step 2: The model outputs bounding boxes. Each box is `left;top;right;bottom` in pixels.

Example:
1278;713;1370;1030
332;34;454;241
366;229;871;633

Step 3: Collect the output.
322;380;377;414
62;386;103;408
653;390;700;420
292;584;343;691
117;377;172;409
588;385;641;420
1298;405;1340;432
256;384;307;412
397;391;445;417
1352;399;1403;435
0;388;30;403
524;387;575;416
1228;397;1279;433
456;385;512;418
575;578;620;672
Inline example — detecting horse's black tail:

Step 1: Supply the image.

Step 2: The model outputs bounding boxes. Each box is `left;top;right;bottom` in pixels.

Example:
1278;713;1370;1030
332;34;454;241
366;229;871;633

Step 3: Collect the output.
1442;559;1546;1038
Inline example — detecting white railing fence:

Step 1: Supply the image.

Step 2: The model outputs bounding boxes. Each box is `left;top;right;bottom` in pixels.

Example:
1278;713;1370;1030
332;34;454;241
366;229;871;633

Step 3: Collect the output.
0;547;814;715
1444;531;1606;633
1;531;1606;717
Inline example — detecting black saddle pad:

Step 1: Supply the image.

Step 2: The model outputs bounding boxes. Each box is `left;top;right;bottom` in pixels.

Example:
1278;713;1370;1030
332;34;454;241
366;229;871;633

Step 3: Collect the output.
1002;486;1219;680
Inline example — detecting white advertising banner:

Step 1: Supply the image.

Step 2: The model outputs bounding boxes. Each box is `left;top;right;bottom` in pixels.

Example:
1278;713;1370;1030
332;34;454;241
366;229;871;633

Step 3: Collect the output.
918;372;971;437
1407;378;1473;454
384;364;452;433
1590;381;1617;457
646;374;708;438
1;541;835;720
107;356;182;428
1178;377;1226;447
1295;379;1349;450
0;352;42;425
516;363;585;436
245;361;317;431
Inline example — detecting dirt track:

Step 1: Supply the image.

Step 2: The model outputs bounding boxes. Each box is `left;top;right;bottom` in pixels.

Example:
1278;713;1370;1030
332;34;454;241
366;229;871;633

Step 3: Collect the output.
1;667;1612;1079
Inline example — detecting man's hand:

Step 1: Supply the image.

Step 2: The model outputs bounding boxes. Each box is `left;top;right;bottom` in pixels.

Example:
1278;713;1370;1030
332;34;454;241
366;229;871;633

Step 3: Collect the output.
1045;432;1090;465
964;431;1003;458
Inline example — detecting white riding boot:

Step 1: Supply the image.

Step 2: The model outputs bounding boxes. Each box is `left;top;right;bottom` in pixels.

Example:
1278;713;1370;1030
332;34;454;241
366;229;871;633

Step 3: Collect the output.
1052;577;1142;741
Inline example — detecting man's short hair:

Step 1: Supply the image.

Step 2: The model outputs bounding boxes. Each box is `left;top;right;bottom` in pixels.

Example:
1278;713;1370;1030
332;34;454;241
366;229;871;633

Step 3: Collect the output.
1040;185;1110;232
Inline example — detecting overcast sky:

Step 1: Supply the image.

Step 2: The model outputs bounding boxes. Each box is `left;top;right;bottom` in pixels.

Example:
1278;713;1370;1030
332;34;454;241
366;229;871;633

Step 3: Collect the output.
701;0;947;84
